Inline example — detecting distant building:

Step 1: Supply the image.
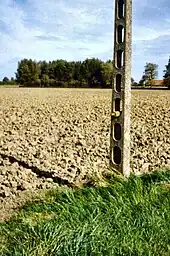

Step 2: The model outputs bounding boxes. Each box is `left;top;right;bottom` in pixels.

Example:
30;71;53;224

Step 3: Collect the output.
150;80;164;87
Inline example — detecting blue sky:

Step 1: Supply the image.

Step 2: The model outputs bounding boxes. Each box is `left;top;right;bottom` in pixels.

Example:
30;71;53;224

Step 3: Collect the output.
0;0;170;82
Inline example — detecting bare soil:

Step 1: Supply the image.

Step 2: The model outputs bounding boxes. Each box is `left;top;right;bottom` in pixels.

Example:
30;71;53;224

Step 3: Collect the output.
0;88;170;220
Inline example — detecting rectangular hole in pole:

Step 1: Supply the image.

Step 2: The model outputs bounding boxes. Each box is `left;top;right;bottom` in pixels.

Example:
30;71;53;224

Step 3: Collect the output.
113;146;121;165
116;74;121;92
114;123;121;140
117;25;124;44
117;0;124;19
117;50;124;69
115;98;122;112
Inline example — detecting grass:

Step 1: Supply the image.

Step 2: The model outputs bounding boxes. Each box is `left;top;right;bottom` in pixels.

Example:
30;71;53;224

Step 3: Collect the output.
0;170;170;256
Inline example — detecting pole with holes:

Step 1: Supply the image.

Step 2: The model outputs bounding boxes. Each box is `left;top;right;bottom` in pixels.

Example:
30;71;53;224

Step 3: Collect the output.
110;0;132;177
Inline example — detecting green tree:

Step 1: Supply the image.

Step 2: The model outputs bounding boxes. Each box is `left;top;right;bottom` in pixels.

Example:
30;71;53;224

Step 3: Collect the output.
15;59;40;86
48;61;55;80
39;61;49;79
41;74;50;87
163;56;170;89
140;63;158;86
53;60;67;82
72;61;82;84
101;62;113;88
3;77;9;84
81;58;104;87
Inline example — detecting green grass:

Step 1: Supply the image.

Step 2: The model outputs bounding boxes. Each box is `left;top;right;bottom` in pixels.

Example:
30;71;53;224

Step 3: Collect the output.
0;170;170;256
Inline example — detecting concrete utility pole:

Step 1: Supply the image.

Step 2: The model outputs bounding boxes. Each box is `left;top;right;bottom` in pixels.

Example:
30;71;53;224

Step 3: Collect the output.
110;0;132;177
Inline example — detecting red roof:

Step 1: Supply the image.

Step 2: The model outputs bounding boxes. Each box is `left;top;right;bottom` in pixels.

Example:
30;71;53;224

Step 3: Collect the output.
150;80;164;86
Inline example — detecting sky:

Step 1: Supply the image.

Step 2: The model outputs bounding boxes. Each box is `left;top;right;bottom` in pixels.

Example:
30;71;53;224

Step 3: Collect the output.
0;0;170;82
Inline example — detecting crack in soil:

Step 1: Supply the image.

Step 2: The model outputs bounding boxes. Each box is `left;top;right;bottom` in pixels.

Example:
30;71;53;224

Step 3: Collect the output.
0;153;74;187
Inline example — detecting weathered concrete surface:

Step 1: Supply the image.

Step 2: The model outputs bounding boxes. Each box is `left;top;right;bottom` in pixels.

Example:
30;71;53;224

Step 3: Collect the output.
110;0;132;176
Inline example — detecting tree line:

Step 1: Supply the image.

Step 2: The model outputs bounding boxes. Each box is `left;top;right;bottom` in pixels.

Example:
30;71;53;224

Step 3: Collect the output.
15;58;113;88
0;76;16;86
1;57;170;88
